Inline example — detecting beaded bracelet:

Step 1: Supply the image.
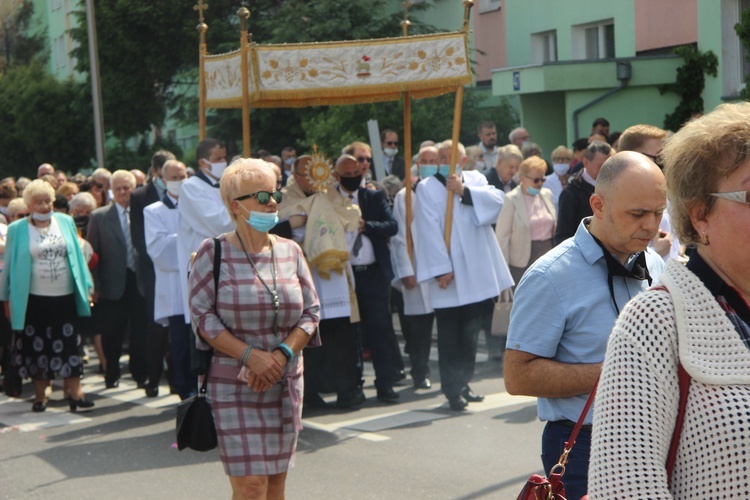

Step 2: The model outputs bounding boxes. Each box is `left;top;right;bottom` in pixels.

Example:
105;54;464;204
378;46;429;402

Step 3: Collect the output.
239;345;254;367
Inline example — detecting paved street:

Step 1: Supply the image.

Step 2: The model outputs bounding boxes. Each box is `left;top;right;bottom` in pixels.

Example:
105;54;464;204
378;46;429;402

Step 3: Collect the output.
0;339;546;500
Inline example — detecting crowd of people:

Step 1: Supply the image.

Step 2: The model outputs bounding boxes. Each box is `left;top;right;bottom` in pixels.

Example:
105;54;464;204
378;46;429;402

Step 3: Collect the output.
0;103;748;497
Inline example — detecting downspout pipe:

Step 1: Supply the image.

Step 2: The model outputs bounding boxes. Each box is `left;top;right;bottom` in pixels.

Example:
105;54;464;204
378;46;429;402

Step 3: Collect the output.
573;61;632;139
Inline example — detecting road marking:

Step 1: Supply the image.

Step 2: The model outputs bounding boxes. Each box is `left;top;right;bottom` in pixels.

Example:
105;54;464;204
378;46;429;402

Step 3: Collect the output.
0;398;92;432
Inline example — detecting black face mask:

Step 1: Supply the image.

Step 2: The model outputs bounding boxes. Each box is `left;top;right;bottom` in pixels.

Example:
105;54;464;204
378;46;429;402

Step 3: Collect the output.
338;175;362;192
74;214;89;229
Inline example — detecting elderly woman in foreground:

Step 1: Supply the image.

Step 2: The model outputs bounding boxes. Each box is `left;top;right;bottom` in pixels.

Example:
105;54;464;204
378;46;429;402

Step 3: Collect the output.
589;102;750;497
189;159;320;499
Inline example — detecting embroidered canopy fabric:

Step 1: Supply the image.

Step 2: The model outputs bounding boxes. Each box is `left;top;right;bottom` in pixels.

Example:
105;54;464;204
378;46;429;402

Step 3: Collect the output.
204;31;471;108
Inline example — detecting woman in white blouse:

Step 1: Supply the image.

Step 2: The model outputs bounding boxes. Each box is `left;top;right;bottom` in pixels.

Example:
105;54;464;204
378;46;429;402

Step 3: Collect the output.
1;180;94;412
495;156;557;285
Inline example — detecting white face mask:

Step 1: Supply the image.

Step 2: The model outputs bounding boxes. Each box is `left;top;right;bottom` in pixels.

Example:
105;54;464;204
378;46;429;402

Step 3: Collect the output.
384;147;398;158
33;211;53;222
166;179;185;197
203;159;227;180
553;163;570;176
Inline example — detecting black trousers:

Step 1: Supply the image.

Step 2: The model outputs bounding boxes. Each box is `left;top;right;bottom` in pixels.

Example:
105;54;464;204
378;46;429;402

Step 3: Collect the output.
145;294;171;391
434;298;495;399
99;269;148;384
403;312;434;382
353;264;399;391
304;317;362;397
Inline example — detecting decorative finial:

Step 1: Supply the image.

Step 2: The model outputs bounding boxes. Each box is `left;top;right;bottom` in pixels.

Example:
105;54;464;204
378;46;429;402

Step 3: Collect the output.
401;1;412;36
194;0;208;23
237;5;250;32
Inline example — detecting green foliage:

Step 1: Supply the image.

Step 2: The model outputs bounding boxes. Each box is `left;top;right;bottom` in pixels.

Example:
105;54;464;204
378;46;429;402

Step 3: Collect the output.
0;63;94;177
0;1;46;73
104;136;185;172
735;7;750;100
299;92;518;159
658;45;718;131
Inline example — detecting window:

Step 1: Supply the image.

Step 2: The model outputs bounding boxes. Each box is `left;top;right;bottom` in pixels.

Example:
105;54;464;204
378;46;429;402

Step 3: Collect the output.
479;0;501;14
573;20;615;60
723;0;750;97
531;30;557;64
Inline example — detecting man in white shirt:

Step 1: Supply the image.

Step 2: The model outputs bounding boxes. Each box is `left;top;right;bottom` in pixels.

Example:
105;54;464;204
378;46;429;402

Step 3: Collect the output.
177;138;235;324
414;140;513;410
476;121;499;172
145;159;196;400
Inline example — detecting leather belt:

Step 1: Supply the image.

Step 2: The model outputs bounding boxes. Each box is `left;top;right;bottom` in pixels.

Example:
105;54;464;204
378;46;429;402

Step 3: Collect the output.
352;263;378;272
554;419;592;432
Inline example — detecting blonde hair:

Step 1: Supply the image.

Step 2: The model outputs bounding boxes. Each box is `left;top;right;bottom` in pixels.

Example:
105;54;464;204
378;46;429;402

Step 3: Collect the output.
22;179;56;206
7;198;28;218
551;146;573;163
661;102;750;244
519;156;547;177
111;169;136;189
497;144;523;164
220;158;277;220
57;181;80;199
618;124;668;152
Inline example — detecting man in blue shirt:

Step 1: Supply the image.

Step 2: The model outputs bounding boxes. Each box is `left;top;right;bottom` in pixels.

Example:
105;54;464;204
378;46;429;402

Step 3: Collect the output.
504;151;667;500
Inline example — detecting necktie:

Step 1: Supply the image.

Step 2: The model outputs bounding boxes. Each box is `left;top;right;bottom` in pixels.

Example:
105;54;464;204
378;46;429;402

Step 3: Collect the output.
349;194;363;256
123;207;136;271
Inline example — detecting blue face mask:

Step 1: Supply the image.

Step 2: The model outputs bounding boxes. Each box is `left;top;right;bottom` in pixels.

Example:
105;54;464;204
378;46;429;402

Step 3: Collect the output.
239;204;279;232
155;176;166;191
419;165;438;179
438;164;461;177
526;186;540;196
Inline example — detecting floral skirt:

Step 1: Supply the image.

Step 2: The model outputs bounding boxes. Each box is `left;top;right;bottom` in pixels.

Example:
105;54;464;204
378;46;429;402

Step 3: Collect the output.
13;294;83;381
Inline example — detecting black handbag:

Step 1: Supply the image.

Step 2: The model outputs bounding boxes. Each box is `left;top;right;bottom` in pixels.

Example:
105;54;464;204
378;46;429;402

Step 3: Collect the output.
176;371;217;452
189;237;220;376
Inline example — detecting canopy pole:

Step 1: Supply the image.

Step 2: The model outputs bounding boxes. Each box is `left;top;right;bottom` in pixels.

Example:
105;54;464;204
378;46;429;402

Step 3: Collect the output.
401;2;414;263
444;0;474;249
238;6;251;158
195;1;208;141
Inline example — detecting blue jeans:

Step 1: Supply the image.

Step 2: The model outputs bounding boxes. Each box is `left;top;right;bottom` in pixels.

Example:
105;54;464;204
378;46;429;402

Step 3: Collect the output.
541;421;591;500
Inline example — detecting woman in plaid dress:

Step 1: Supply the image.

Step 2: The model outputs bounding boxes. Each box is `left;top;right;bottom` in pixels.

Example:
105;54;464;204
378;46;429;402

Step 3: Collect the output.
190;159;320;499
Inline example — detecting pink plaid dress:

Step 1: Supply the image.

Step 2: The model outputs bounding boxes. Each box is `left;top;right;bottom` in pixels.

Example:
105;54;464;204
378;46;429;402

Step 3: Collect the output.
189;234;320;476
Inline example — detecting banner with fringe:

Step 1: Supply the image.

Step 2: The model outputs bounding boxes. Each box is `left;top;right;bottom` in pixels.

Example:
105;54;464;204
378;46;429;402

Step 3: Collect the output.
204;31;471;108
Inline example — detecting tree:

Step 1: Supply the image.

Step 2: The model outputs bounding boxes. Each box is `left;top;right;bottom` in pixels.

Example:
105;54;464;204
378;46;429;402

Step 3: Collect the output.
0;0;45;73
658;45;718;131
0;63;94;177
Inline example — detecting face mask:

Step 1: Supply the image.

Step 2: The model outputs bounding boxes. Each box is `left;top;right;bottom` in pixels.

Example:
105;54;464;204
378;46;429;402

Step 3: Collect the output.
166;180;184;197
239;204;279;232
339;175;362;192
154;176;166;191
384;147;398;158
438;164;461;177
33;211;53;222
526;186;540;196
74;214;89;229
284;157;295;167
553;163;570;176
419;165;438;179
203;159;227;180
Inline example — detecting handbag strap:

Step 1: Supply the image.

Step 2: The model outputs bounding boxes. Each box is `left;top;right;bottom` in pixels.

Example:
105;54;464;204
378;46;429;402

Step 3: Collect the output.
666;362;691;486
553;375;600;472
199;237;221;396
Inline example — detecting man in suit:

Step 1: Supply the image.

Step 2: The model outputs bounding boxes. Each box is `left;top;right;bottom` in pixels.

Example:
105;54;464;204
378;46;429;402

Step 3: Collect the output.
381;129;406;181
130;150;175;397
485;144;521;194
87;170;148;388
335;154;401;403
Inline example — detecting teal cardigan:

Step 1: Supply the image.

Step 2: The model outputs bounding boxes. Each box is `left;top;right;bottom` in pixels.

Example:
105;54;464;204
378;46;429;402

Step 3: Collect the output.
1;213;92;330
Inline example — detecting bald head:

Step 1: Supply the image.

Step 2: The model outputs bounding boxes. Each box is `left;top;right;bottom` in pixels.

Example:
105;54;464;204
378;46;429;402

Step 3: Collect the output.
595;151;664;198
589;151;667;263
37;163;54;178
335;154;359;173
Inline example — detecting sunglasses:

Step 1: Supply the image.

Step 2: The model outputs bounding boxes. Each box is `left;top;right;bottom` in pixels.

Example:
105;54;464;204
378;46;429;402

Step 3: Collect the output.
384;141;398;146
356;156;372;163
525;175;546;184
235;190;282;204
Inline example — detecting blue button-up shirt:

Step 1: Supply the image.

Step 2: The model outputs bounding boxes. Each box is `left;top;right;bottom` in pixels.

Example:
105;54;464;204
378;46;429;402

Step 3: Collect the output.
506;218;666;424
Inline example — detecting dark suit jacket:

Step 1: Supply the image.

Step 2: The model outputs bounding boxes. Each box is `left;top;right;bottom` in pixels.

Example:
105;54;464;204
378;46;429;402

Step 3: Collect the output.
554;173;595;245
356;187;398;282
484;168;517;192
389;156;406;181
129;181;160;298
86;204;129;301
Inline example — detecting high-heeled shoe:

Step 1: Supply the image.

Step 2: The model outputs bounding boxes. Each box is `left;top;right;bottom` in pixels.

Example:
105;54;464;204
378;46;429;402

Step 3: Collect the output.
69;396;95;411
32;401;47;412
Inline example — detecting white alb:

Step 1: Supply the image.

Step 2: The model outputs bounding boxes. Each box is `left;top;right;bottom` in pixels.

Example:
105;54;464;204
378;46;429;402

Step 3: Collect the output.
589;259;750;499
